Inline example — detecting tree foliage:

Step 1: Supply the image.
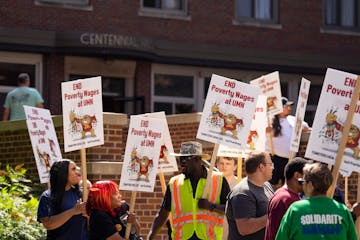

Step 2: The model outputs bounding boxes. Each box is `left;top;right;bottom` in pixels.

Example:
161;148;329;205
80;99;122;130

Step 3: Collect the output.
0;164;46;240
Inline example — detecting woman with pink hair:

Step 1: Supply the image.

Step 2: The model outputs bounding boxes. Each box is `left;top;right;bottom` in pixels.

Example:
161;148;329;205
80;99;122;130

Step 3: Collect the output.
87;181;141;240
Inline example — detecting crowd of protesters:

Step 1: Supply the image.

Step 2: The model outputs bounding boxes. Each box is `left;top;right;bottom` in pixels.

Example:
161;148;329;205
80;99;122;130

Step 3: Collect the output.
15;92;356;239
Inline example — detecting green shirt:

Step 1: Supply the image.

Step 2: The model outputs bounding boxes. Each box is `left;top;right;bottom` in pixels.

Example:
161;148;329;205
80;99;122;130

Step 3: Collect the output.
275;196;357;240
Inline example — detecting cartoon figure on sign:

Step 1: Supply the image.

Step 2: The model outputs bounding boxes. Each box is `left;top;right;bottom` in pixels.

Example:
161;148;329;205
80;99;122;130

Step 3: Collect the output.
159;144;169;163
324;109;339;141
266;96;277;111
36;146;51;172
293;115;303;143
322;110;360;159
247;130;258;150
69;111;97;139
130;148;153;182
334;123;360;159
211;104;244;139
48;138;57;158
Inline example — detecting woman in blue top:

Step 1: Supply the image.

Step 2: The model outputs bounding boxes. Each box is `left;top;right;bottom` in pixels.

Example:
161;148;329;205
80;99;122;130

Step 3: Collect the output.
37;159;88;240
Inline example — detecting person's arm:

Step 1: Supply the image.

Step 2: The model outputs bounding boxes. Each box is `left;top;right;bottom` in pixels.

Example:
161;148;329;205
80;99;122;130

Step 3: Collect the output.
147;186;171;240
147;207;170;240
235;215;267;236
106;232;125;240
2;108;9;121
127;211;141;234
39;201;86;230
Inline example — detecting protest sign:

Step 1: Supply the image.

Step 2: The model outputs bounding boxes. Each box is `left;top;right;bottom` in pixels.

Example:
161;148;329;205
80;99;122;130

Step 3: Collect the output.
119;116;164;192
136;112;178;173
305;68;360;172
61;76;104;152
246;95;267;152
290;78;311;153
197;74;260;149
24;106;62;183
250;71;283;116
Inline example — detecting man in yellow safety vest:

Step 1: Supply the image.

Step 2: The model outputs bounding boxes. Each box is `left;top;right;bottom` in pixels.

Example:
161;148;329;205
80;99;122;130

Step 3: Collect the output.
147;141;230;240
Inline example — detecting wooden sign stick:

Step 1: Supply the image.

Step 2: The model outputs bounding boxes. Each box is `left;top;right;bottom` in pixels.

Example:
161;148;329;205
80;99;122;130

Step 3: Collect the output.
80;148;88;202
345;176;349;205
289;151;295;162
327;76;360;197
267;112;275;156
125;191;137;239
158;172;174;229
202;143;219;198
237;156;242;183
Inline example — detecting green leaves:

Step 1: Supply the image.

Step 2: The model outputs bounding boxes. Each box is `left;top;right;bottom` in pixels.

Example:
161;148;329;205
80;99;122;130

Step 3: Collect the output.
0;164;46;239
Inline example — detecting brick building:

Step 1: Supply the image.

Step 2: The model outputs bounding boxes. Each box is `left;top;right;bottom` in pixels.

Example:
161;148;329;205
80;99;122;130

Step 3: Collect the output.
1;1;360;238
1;1;360;123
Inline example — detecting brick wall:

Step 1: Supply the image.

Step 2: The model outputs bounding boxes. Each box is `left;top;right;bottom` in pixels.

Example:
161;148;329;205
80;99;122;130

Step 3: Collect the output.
1;1;360;56
0;112;358;239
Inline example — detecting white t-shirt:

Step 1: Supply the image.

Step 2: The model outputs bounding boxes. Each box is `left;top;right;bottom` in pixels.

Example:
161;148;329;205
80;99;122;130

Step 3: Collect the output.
266;115;309;158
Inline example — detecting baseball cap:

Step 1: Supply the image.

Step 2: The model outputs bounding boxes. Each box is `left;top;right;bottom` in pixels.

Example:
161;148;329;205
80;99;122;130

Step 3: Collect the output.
281;97;294;106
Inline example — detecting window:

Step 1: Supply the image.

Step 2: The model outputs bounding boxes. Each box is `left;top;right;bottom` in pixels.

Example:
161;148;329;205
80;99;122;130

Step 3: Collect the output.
324;0;359;30
235;0;278;23
143;0;183;10
0;51;43;120
35;0;91;9
140;0;188;19
69;75;126;114
153;73;195;114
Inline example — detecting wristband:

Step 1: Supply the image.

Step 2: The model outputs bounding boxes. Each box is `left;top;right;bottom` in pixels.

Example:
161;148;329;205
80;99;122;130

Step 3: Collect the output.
210;203;216;211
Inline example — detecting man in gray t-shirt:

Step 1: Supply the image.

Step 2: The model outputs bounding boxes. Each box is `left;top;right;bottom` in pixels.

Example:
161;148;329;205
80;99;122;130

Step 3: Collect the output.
226;152;274;240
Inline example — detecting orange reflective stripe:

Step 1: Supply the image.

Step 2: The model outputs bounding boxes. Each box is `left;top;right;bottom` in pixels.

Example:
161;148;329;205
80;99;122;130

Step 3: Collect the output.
173;213;223;225
196;214;224;225
210;174;218;202
173;178;181;215
175;225;181;240
208;224;215;239
172;214;193;224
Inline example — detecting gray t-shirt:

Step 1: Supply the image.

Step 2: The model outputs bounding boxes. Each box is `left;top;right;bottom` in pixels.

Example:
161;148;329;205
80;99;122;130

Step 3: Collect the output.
226;177;274;240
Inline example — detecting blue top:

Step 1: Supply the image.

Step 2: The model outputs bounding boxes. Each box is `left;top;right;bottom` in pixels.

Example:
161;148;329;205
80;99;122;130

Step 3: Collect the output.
37;188;87;240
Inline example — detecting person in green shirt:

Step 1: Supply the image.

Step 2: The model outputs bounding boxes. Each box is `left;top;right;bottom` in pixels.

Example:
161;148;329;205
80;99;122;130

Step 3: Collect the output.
275;162;357;240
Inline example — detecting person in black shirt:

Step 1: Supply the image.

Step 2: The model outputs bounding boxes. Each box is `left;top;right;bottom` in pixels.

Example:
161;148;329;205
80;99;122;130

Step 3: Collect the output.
87;180;141;240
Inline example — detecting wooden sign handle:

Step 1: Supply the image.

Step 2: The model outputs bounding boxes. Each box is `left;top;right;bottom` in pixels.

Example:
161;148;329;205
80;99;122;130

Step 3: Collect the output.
125;191;137;239
202;144;219;199
267;112;275;156
80;148;88;202
237;156;242;183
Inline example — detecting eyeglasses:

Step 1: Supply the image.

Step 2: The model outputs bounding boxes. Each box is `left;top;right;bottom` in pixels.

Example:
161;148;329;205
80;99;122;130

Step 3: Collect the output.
297;178;308;185
264;162;274;167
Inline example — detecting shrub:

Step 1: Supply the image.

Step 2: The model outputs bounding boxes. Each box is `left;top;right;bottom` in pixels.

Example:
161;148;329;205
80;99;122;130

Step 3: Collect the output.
0;164;46;240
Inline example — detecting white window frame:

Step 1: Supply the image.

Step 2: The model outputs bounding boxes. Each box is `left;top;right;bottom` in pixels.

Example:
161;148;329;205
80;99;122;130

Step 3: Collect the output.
139;0;190;20
0;51;43;95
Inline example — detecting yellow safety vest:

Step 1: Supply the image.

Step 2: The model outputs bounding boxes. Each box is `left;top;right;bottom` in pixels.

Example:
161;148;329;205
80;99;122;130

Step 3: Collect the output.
169;172;224;240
